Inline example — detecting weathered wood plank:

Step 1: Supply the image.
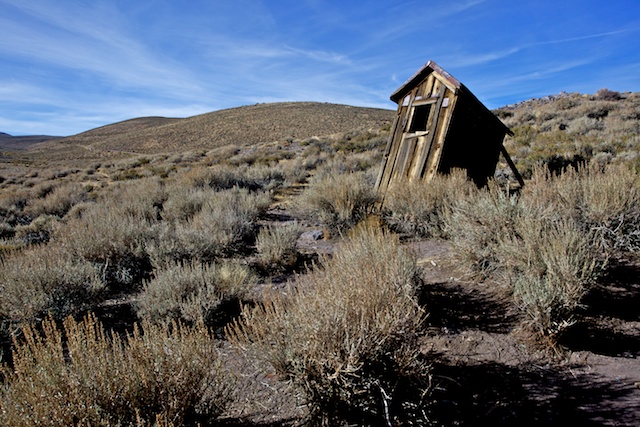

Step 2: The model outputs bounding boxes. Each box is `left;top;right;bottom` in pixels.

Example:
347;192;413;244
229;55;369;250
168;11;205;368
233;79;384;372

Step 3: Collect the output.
425;93;457;180
414;85;446;179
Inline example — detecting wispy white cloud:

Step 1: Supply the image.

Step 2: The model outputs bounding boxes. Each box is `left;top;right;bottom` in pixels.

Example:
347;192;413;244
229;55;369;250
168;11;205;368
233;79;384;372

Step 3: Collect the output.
0;1;203;98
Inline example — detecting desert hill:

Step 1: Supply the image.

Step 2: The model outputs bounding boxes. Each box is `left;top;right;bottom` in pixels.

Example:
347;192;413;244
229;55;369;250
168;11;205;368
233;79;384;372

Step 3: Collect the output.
40;102;394;156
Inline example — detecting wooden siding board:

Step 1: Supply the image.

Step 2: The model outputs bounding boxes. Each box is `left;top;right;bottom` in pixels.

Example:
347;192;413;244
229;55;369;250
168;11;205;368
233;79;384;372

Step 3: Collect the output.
425;94;457;181
377;122;404;193
413;84;447;179
375;113;401;191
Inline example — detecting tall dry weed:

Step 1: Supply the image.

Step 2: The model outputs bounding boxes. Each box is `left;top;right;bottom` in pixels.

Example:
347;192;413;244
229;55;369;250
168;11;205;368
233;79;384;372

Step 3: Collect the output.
0;314;231;426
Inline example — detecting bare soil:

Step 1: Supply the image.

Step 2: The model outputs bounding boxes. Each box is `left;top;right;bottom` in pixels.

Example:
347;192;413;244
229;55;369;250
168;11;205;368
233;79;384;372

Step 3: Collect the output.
413;241;640;427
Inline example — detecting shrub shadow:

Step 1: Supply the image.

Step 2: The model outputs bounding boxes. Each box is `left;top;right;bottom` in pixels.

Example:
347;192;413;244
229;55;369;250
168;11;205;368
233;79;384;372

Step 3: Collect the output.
418;281;517;334
560;259;640;356
561;323;640;358
583;261;640;322
429;361;640;426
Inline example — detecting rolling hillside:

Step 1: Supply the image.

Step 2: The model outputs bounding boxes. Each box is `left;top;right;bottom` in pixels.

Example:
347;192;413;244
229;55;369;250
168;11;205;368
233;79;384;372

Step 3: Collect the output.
38;102;395;156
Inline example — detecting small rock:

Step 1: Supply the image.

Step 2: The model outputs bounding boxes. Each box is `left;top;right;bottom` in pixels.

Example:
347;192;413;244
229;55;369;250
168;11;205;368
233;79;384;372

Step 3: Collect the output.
301;230;324;241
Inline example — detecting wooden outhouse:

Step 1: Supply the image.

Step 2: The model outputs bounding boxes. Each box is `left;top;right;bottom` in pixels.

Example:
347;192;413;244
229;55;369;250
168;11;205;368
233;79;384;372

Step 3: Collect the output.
376;60;523;194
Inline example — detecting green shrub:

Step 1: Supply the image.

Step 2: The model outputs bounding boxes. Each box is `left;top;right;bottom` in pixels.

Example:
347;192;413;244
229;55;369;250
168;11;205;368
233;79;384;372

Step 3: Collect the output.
0;314;231;426
137;260;256;324
229;226;428;425
296;171;378;235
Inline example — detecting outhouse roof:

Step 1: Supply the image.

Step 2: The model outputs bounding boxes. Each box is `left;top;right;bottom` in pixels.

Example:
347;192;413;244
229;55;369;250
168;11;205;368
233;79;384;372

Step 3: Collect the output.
390;60;461;103
390;60;512;136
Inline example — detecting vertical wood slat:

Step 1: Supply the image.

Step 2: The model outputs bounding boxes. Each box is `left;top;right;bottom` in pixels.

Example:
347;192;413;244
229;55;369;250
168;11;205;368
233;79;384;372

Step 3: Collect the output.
424;94;458;181
375;113;400;192
414;85;446;179
400;136;418;179
376;86;416;193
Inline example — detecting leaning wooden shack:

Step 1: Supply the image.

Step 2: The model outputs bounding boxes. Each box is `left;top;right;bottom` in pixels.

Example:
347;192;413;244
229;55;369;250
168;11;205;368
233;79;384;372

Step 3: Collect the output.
376;60;523;195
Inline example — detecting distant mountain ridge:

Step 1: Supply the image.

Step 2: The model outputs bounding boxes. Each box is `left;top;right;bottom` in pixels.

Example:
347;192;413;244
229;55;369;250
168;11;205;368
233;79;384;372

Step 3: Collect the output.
0;132;62;151
38;102;395;155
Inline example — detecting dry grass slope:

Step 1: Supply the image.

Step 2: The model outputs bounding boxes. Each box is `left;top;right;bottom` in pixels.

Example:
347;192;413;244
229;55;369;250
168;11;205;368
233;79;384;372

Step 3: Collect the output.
39;102;394;155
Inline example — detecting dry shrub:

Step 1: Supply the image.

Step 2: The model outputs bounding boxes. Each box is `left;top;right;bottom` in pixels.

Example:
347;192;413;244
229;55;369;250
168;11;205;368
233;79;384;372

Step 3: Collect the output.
180;164;284;192
102;177;167;222
444;184;521;279
523;163;640;253
229;225;428;425
148;187;271;265
25;183;91;218
296;171;378;235
256;222;301;272
0;246;103;322
498;218;602;342
137;260;256;324
14;214;60;245
444;171;613;344
161;186;211;222
181;164;248;190
55;203;153;291
382;170;475;237
0;314;231;426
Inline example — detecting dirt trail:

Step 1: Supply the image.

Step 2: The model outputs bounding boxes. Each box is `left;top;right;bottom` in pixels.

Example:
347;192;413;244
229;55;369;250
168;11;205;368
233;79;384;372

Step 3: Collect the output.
411;239;640;426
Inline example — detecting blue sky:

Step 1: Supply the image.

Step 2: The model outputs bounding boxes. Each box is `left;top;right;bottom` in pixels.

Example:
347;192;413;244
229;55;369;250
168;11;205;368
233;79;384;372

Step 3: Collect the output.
1;0;639;136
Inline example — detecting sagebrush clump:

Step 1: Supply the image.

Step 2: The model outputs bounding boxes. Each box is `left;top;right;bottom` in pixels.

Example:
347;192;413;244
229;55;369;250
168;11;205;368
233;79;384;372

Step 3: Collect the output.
137;260;256;325
295;171;378;235
383;169;474;238
255;222;302;272
229;225;429;425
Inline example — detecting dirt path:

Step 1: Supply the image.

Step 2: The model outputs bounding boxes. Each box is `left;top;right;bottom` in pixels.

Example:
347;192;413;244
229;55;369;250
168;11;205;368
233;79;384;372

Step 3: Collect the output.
411;239;640;426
